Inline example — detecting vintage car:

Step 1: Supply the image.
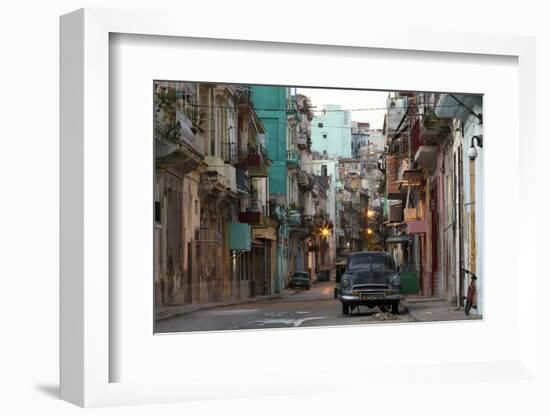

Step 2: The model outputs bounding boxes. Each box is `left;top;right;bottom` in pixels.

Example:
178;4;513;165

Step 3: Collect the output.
288;271;312;290
338;251;402;315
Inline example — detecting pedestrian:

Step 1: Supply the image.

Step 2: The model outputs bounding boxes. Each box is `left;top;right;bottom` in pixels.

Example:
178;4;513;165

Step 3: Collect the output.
465;274;477;316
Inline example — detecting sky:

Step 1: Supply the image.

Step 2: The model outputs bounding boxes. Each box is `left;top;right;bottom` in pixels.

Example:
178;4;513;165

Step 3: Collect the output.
296;87;390;129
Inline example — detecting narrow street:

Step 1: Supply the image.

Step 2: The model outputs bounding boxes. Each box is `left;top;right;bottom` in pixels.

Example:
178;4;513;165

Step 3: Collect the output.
156;280;414;333
153;84;484;330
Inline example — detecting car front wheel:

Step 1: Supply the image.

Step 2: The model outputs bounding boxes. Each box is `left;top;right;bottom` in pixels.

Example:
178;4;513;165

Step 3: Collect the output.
342;303;350;315
391;302;399;315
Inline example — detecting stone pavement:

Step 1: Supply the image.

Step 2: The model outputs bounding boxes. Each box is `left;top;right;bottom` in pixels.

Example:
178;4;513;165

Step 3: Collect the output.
402;296;482;322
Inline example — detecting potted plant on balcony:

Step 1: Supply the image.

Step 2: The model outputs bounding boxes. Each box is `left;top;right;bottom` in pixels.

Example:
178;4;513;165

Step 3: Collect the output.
154;87;182;143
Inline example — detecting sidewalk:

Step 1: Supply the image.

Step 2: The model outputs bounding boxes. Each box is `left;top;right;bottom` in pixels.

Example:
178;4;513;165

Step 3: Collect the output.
402;296;482;322
155;293;280;322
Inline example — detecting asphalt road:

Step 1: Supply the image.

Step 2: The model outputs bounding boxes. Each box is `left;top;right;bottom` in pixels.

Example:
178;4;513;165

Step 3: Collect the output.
155;281;413;333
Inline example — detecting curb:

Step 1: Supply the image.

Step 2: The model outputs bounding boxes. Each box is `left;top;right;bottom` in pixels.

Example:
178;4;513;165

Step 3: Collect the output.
155;293;281;322
401;301;418;322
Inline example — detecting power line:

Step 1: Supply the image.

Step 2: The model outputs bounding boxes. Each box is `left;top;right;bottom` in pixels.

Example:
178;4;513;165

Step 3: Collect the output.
181;102;477;113
154;82;481;113
158;108;460;131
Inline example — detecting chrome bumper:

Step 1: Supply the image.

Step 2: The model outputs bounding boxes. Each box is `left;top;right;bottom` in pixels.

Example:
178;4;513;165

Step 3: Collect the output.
339;293;402;302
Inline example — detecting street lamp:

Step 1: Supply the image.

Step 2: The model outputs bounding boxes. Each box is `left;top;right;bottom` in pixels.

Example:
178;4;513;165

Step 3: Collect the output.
468;135;483;161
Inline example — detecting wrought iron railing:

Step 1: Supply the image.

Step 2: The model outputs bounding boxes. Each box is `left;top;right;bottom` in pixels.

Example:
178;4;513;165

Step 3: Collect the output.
221;142;239;165
286;149;299;165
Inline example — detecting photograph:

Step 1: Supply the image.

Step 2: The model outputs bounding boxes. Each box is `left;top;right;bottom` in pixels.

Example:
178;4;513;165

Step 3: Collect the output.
153;81;483;333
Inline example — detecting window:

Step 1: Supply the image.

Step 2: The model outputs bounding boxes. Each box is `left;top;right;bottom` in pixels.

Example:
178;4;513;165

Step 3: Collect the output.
322;133;327;139
318;122;324;128
321;165;328;176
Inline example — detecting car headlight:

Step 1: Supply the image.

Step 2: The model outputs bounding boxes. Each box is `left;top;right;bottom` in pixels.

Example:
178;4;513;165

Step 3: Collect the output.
390;274;401;288
341;277;352;289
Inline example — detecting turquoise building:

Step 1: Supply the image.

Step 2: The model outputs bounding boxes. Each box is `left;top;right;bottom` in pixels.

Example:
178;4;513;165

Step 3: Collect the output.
311;104;352;158
250;86;288;196
250;85;289;293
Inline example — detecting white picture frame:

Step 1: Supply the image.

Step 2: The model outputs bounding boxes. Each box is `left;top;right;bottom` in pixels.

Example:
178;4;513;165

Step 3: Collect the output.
60;8;538;408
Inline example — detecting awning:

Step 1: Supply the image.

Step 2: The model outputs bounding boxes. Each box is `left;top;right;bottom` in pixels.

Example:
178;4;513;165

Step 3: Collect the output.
386;235;410;244
253;226;277;241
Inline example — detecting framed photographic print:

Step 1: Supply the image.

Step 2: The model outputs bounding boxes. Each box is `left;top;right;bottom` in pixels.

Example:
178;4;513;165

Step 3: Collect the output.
60;7;538;408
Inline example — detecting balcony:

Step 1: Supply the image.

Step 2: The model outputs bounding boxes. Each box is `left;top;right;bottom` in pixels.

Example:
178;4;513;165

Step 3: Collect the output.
399;169;423;191
247;153;262;167
288;210;302;227
388;203;404;223
234;143;250;167
247;153;269;177
154;121;206;173
421;111;450;143
238;211;266;226
286;150;299;168
387;182;404;200
201;156;237;197
199;170;227;200
221;142;239;166
414;145;438;169
385;154;403;200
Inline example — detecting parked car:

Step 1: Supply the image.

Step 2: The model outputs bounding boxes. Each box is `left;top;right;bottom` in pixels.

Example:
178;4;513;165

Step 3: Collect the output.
288;271;311;290
338;251;402;315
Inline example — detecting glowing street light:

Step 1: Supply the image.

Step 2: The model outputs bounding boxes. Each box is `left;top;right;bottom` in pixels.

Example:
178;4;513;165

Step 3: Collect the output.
367;228;373;235
320;227;330;238
367;210;375;219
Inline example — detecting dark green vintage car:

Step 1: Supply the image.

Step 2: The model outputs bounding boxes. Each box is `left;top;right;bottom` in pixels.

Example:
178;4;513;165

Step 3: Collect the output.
288;271;311;290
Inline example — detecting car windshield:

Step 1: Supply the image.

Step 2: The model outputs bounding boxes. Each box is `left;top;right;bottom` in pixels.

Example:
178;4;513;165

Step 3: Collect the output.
348;254;395;271
292;273;309;278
